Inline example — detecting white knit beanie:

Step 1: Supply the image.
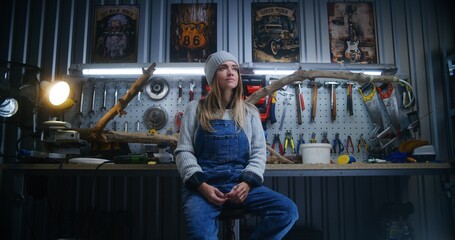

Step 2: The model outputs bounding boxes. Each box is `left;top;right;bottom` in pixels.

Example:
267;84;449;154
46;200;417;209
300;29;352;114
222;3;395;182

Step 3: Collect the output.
204;50;239;85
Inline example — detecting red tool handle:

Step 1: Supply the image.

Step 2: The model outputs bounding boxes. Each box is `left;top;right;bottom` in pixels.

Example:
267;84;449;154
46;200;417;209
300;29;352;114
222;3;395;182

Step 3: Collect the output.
299;93;305;110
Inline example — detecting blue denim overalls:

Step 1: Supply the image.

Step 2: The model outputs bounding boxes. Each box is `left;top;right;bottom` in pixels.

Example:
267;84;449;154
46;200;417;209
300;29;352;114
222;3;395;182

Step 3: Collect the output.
183;119;298;240
194;119;249;193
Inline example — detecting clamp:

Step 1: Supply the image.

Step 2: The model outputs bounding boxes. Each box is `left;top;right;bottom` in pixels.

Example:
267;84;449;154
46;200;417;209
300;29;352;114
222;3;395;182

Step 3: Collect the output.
332;132;345;154
272;134;284;155
284;130;295;154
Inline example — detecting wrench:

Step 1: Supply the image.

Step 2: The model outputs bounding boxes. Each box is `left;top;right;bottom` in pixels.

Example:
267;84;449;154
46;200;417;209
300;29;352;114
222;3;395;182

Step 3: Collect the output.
137;88;142;102
101;83;107;111
124;121;128;132
114;83;118;107
136;120;140;131
88;83;96;116
77;82;85;118
178;79;183;103
189;79;195;101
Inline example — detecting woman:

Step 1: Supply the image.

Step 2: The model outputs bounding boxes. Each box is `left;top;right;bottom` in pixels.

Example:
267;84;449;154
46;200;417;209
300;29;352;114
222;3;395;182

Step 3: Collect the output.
175;50;298;239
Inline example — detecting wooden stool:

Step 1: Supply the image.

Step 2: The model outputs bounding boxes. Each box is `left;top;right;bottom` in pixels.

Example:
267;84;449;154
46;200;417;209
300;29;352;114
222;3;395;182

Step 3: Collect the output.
218;208;248;240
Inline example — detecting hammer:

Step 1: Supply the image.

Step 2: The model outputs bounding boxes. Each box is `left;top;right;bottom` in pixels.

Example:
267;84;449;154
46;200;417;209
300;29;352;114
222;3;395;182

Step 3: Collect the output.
324;81;340;122
307;81;322;123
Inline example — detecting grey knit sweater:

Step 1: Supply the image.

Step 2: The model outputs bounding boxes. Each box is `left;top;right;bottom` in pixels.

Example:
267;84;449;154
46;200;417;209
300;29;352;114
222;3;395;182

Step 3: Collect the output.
174;100;267;189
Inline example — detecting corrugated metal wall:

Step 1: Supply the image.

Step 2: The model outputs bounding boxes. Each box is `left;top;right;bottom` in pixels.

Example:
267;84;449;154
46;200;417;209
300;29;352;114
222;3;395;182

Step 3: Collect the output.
1;0;454;239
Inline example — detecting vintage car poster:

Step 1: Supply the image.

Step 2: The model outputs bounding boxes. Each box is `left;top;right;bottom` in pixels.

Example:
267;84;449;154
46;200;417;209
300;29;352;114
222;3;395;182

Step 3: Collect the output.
251;3;300;63
170;4;217;62
328;2;377;64
91;5;139;63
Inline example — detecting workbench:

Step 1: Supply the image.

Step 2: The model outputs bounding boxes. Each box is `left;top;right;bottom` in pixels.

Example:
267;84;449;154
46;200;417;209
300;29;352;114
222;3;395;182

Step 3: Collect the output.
1;161;452;177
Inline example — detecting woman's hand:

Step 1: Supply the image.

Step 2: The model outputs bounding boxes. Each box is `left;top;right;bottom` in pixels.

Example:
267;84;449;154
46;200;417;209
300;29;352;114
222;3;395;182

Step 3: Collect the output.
198;183;228;206
225;182;250;204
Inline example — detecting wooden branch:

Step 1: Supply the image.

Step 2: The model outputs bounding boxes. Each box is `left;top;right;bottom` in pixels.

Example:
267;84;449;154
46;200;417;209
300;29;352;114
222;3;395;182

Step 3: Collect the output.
76;68;402;146
266;145;295;164
93;63;156;134
245;70;400;104
78;128;178;146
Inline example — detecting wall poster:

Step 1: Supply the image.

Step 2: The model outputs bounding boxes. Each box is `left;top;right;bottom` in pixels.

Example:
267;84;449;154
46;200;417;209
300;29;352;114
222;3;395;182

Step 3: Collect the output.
170;4;217;62
251;3;300;63
91;5;139;63
328;2;377;64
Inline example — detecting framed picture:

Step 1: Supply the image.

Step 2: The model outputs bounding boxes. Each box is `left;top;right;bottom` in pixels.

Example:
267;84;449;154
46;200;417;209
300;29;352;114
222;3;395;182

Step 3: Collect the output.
251;3;300;63
170;4;217;62
91;5;139;63
328;2;377;64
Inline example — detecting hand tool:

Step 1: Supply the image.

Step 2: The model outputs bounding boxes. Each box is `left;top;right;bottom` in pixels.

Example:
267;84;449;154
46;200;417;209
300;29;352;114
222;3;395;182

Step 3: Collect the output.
114;83;118;106
77;82;85;118
324;81;339;122
357;134;368;153
269;91;277;124
345;135;354;154
112;120;117;131
89;83;96;116
189;79;195;101
174;111;183;132
278;91;294;131
271;133;284;155
136;120;140;132
296;133;305;155
310;132;317;143
284;130;296;154
124;121;128;132
293;82;303;125
178;79;183;103
359;83;399;151
299;83;305;111
358;83;384;132
321;132;330;143
137;86;142;103
332;133;345;154
342;82;354;116
308;81;321;123
101;83;107;111
377;83;401;133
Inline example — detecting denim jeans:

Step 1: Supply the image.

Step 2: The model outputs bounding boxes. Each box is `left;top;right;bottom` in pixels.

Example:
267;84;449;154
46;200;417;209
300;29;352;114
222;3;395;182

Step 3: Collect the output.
182;185;299;240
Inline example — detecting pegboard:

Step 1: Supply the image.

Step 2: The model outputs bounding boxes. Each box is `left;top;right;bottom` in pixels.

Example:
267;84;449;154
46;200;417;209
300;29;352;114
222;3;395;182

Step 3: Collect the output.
64;74;410;162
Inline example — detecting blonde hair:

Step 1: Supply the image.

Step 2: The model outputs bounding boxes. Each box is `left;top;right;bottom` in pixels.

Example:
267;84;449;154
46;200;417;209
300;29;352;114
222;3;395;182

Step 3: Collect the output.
198;71;256;132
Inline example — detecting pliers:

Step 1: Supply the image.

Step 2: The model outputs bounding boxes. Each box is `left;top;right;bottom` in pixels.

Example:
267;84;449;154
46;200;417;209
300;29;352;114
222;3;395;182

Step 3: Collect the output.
296;133;305;155
332;132;345;154
357;134;368;153
284;130;295;154
345;135;354;154
322;131;330;143
272;134;284;155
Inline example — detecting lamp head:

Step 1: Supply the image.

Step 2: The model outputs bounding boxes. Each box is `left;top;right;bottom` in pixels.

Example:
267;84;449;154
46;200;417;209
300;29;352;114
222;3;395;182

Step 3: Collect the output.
41;80;75;110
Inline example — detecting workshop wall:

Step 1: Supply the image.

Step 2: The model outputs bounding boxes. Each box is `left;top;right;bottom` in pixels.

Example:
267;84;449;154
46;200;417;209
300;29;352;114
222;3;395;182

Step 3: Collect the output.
1;0;454;240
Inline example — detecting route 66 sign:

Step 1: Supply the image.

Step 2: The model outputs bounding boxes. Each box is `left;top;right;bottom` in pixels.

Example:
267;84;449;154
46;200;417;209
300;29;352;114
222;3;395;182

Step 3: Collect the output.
170;3;216;62
179;22;207;50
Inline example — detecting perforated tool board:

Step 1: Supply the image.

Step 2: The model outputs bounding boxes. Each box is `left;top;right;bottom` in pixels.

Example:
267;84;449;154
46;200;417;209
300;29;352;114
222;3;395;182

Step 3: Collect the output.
64;74;408;162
